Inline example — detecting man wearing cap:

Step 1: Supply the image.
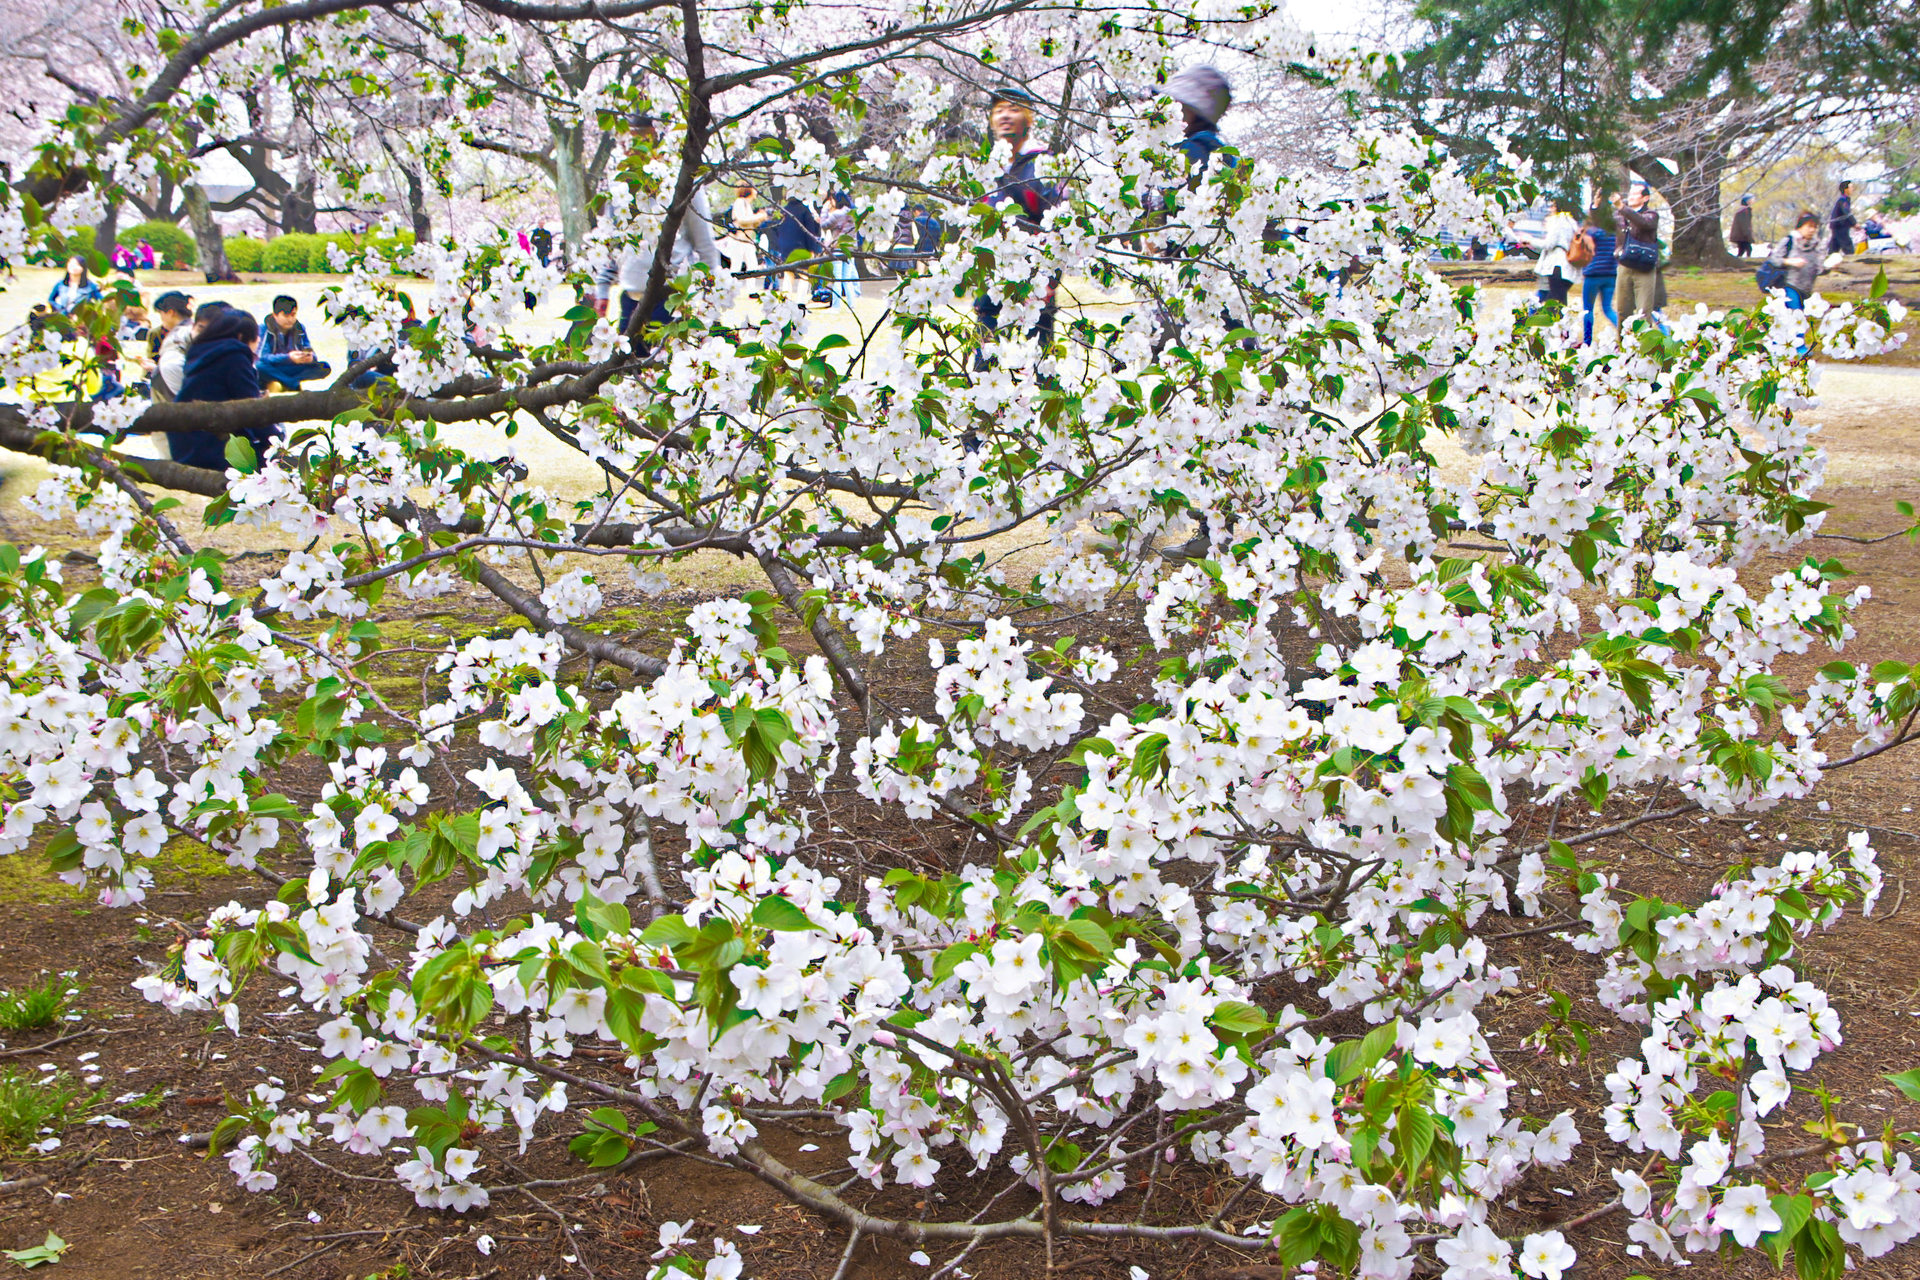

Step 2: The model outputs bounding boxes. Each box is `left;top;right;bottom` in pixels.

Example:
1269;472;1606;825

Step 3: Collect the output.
974;86;1063;368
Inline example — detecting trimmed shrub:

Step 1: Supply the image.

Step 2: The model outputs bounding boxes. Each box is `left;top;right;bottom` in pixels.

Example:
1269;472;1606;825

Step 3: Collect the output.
260;233;325;273
224;236;267;273
116;221;197;269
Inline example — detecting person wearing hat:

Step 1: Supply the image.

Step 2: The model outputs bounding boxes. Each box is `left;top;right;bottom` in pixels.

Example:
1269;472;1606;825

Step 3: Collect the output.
1730;194;1755;258
1168;64;1232;172
974;85;1064;370
1158;65;1239;560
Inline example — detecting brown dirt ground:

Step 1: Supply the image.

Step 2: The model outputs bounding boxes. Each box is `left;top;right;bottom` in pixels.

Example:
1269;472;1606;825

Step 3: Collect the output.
3;286;1920;1279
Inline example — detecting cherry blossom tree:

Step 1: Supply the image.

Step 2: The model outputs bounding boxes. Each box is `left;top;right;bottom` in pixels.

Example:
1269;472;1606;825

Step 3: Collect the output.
1;1;1918;1278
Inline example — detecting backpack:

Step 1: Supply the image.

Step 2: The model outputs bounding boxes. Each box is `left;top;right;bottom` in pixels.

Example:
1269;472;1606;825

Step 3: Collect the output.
1755;239;1791;292
1567;230;1595;269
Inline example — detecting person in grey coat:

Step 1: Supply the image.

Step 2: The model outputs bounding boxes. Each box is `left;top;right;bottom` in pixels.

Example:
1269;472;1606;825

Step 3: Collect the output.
1766;212;1826;309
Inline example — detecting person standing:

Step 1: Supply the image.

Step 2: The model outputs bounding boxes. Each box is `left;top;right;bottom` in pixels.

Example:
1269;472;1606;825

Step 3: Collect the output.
1767;212;1827;310
974;86;1063;363
257;296;334;390
819;190;861;307
728;185;771;281
1578;208;1619;346
1531;201;1581;306
1730;195;1755;258
596;183;724;343
1612;183;1665;330
1829;180;1857;255
764;194;825;302
169;308;270;471
47;257;103;314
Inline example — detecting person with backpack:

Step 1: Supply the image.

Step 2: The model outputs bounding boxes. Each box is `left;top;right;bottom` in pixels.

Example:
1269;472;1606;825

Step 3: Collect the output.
1762;212;1826;310
1532;200;1581;306
1730;195;1755;258
1611;183;1665;330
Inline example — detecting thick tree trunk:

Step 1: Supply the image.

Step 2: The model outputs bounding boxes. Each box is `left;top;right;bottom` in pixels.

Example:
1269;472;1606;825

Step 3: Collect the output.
551;120;591;258
93;200;122;256
182;184;237;283
283;172;319;235
1667;148;1734;267
404;165;432;243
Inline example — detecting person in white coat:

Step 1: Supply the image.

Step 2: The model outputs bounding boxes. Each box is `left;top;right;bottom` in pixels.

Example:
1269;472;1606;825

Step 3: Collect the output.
1533;201;1582;307
592;119;724;349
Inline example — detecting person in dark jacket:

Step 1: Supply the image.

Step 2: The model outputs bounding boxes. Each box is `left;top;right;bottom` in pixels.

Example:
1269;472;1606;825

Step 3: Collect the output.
1829;180;1856;255
169;308;273;471
1730;195;1755;258
974;86;1063;368
1578;208;1619;346
1612;183;1665;330
766;196;825;301
257;295;333;390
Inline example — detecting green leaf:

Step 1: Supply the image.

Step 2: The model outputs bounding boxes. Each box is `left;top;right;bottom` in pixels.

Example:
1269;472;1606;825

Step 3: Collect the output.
1209;1000;1270;1036
750;896;816;932
1762;1194;1814;1268
223;435;258;474
1330;1020;1400;1085
1130;733;1169;779
3;1233;67;1268
639;915;696;950
1883;1068;1920;1102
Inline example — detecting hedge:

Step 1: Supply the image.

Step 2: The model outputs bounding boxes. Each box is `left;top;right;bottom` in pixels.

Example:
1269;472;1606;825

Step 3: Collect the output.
224;236;267;272
239;231;416;273
116;221;198;269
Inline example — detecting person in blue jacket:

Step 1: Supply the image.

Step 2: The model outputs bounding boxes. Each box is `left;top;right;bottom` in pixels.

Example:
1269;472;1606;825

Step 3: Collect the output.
257;295;333;390
1578;207;1619;347
169;308;276;470
974;86;1063;369
47;258;103;314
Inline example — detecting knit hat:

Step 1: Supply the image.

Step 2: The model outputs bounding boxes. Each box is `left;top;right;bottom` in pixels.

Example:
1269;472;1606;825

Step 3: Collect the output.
1168;64;1231;125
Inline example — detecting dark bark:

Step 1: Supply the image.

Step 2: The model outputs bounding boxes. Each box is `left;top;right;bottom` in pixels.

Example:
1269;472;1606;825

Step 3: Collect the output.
404;165;431;242
283;172;319;234
182;184;238;282
93;200;122;256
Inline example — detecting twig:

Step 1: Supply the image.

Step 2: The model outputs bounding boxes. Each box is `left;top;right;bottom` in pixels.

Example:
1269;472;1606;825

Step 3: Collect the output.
262;1240;342;1277
829;1227;863;1280
514;1182;598;1280
0;1027;122;1058
0;1174;53;1194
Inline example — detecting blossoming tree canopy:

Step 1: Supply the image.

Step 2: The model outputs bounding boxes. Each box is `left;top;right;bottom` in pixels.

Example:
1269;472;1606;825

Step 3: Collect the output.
1;0;1919;1275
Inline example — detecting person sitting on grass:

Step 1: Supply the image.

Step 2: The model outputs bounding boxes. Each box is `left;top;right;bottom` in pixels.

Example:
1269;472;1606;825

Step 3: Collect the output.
256;295;332;391
170;308;276;470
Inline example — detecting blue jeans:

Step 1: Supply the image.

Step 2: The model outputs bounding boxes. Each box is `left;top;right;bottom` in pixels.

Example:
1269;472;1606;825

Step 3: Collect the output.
258;354;332;387
1582;275;1617;344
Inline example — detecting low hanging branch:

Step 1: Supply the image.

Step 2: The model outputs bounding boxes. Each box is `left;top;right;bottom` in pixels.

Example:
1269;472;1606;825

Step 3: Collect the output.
4;3;1919;1280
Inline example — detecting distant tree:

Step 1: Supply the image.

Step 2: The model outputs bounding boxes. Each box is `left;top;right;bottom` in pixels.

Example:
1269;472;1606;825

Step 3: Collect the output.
1383;0;1918;263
